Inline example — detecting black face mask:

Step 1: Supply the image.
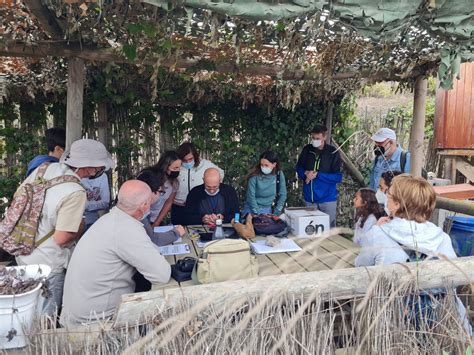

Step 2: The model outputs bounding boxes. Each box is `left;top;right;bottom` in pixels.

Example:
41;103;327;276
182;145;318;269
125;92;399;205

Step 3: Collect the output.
89;168;105;180
374;145;385;157
167;171;180;179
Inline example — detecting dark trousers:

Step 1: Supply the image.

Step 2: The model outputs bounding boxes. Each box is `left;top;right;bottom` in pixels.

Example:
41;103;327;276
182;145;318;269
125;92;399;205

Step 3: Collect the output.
133;272;151;293
171;204;188;225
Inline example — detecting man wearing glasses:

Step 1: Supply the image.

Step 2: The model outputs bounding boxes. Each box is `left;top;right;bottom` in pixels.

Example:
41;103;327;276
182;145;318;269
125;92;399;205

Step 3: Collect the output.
16;138;115;316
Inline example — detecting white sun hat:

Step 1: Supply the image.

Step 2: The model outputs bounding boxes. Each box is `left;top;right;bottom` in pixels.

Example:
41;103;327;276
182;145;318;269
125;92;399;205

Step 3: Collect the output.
60;139;115;170
371;128;396;142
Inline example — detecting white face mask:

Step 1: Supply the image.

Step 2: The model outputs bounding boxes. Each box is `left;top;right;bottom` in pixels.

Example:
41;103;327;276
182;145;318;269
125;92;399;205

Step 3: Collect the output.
375;189;387;205
261;166;273;175
205;189;220;196
384;199;390;216
311;139;322;148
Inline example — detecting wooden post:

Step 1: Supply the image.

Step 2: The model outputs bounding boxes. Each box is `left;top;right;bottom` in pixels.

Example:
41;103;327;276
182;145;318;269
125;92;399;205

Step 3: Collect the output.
409;76;428;177
113;256;474;327
66;58;84;149
325;102;334;143
332;141;365;186
97;102;108;146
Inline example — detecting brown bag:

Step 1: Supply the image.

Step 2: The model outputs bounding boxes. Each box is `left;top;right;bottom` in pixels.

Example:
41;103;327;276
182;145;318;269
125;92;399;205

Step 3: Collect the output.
232;214;255;239
0;163;81;256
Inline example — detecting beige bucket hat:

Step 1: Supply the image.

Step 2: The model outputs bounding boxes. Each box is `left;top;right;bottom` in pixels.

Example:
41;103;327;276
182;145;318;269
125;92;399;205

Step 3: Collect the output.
60;139;115;170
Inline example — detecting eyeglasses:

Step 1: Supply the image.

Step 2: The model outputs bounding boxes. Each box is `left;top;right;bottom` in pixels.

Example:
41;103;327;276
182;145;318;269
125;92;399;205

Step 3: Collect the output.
89;167;106;180
155;188;166;196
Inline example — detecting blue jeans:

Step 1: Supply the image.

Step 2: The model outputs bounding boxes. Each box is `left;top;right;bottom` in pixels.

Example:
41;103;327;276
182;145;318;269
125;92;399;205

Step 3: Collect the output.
304;201;337;227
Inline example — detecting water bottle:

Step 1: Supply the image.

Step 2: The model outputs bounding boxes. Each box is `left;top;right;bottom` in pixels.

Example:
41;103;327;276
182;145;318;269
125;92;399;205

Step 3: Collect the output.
213;219;225;240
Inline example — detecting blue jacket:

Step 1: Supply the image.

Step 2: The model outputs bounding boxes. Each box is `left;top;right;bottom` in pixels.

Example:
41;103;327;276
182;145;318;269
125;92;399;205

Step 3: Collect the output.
26;155;59;177
296;144;342;203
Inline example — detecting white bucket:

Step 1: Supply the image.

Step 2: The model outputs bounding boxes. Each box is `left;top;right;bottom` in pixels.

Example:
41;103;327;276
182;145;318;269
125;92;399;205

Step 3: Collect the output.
0;264;51;349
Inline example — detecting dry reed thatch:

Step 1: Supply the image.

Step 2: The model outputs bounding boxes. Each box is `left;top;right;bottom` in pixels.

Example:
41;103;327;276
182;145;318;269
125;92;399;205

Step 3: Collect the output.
4;274;471;355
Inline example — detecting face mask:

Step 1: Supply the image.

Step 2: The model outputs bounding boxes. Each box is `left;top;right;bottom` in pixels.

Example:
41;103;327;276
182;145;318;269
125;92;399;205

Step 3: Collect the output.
384;199;390;216
167;171;180;179
261;166;273;175
374;145;385;157
375;189;387;205
205;188;220;196
142;209;151;221
312;139;322;148
89;168;105;180
183;160;195;170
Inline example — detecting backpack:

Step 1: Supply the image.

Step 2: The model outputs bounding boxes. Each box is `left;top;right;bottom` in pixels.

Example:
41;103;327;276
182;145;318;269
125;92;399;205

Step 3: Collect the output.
373;150;427;179
251;214;289;238
192;239;259;284
0;163;81;256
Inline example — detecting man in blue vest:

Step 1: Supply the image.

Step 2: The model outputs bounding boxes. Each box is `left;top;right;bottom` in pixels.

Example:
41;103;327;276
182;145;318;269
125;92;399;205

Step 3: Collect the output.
369;127;411;190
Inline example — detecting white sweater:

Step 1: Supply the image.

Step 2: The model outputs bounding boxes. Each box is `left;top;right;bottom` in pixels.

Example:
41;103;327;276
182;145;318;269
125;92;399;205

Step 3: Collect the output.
174;158;224;205
355;217;457;267
353;214;378;246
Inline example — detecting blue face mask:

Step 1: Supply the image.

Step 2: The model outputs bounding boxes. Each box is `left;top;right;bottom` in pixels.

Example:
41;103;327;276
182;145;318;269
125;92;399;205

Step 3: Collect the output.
261;166;273;175
183;160;195;170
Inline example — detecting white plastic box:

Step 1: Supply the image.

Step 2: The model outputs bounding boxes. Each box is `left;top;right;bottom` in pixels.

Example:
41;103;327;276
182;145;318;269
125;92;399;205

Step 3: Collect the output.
284;207;330;238
0;264;51;349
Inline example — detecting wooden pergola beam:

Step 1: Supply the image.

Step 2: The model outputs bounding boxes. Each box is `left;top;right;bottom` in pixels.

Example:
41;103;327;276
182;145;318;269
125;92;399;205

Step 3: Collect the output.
0;41;405;82
23;0;65;39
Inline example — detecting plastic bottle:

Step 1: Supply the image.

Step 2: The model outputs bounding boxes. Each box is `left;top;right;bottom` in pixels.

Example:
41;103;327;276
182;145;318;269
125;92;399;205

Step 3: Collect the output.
213;219;225;240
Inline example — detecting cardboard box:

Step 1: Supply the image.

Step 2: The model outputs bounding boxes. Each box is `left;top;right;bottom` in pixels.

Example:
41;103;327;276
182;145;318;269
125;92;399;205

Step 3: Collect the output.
283;207;330;238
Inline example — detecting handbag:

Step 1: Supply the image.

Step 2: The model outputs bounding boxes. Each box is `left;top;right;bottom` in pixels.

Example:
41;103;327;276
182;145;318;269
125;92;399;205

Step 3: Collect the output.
251;214;289;238
192;239;259;284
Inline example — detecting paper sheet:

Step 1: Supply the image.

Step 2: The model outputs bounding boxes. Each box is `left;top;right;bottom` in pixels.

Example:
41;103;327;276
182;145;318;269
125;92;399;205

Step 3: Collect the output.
159;243;190;256
251;239;302;254
154;225;174;233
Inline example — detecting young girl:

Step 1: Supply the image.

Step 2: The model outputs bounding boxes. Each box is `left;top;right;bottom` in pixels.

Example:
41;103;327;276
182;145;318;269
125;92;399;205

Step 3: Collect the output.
149;151;182;227
353;188;384;245
243;150;287;216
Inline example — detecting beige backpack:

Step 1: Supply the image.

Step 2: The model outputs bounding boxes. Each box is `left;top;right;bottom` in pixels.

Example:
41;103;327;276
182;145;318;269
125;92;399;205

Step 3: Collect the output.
192;239;259;284
0;163;81;256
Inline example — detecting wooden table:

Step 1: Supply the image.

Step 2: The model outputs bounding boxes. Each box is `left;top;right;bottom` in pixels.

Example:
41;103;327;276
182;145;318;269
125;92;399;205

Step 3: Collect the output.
152;225;359;291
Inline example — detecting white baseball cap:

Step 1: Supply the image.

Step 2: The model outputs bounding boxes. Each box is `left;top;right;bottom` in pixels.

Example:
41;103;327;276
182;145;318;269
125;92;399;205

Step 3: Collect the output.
371;128;396;142
60;139;115;170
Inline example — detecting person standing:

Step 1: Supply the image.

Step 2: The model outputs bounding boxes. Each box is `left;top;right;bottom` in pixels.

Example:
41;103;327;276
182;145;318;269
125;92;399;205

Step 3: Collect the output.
243;150;287;216
369;127;410;190
16;139;115;315
295;124;342;227
26;128;66;176
82;173;110;230
172;142;224;224
148;151;182;227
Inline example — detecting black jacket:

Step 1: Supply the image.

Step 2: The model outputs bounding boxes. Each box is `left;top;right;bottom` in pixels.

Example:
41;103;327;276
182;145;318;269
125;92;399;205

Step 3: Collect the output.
183;183;240;225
